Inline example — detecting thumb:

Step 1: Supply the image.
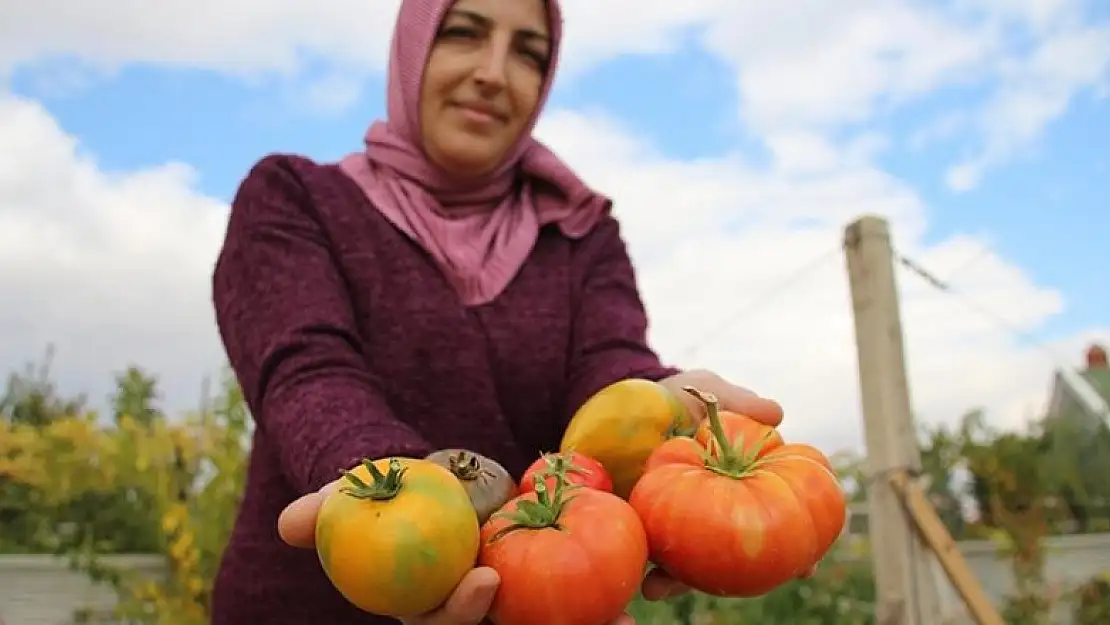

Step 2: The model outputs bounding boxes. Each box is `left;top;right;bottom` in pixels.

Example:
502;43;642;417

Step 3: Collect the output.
438;567;500;624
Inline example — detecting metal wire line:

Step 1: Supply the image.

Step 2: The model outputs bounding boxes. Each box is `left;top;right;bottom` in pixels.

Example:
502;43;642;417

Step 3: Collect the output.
676;245;843;359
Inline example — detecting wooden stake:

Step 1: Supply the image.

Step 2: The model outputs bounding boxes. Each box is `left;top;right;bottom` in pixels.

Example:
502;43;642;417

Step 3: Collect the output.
844;215;942;624
889;469;1005;625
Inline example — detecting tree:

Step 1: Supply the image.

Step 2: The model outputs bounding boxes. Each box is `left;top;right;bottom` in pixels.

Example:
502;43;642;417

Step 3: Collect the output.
1040;410;1110;532
0;360;249;623
918;421;966;537
112;366;161;427
1;346;85;427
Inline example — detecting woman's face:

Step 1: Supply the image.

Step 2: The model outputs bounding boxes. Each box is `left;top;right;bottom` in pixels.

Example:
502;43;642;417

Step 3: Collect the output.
419;0;551;179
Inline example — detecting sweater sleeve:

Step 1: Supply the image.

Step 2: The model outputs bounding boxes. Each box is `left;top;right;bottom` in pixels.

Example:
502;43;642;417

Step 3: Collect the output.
563;215;681;422
212;155;433;494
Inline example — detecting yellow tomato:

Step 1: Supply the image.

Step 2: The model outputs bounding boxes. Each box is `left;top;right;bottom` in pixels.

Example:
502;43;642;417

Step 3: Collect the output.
315;457;479;617
560;379;690;498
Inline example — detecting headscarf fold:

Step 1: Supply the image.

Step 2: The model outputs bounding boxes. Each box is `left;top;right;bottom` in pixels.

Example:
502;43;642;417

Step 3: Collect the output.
339;0;609;306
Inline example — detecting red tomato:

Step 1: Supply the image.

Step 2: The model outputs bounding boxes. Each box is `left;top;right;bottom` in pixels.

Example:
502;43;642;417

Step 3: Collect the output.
629;386;846;598
519;451;613;494
479;477;647;625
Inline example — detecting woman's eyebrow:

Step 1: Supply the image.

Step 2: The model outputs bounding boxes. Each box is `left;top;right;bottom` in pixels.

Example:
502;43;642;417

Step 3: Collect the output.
444;8;550;43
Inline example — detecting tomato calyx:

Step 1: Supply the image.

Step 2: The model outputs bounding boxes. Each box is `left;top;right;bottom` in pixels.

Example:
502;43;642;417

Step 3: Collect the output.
339;457;408;500
489;466;580;542
534;451;596;482
683;386;776;479
442;450;495;482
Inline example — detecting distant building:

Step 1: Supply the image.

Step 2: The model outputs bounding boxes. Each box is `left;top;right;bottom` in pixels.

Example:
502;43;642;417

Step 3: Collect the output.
1045;343;1110;426
1042;343;1110;532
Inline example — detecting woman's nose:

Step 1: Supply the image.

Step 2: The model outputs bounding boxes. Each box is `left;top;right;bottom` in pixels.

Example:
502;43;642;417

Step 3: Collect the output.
472;38;511;89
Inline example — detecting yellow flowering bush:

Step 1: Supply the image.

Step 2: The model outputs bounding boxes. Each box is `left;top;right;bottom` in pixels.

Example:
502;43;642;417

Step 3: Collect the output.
0;366;248;624
4;355;1108;624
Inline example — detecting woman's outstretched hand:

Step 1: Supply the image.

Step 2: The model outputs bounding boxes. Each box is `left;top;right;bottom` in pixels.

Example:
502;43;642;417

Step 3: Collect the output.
278;482;655;624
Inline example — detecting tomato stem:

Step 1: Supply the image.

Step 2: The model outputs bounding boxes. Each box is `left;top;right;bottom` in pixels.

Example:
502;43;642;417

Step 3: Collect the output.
339;457;407;500
488;457;580;542
683;386;736;465
683;386;777;477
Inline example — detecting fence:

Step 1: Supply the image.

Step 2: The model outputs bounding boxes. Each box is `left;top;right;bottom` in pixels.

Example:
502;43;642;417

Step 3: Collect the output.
2;535;1110;624
934;532;1110;624
0;554;164;625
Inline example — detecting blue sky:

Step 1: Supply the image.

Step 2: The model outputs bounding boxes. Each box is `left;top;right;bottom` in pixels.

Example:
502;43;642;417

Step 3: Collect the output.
1;1;1108;444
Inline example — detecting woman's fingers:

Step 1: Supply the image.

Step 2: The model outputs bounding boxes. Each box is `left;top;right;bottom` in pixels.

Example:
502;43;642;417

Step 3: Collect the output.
664;370;785;427
430;567;500;625
277;480;339;548
722;391;784;427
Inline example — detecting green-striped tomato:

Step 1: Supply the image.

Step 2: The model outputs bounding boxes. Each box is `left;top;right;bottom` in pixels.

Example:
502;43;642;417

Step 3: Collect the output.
315;457;480;617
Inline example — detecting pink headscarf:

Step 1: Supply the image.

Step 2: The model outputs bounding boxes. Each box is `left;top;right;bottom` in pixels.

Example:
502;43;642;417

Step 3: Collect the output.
338;0;610;306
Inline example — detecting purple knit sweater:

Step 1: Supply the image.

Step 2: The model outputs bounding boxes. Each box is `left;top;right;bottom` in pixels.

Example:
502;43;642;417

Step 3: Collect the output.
208;154;678;624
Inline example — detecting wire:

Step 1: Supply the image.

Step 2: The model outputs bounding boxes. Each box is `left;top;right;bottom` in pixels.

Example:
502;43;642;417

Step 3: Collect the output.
675;245;841;359
894;250;1109;417
896;251;1060;362
942;245;991;284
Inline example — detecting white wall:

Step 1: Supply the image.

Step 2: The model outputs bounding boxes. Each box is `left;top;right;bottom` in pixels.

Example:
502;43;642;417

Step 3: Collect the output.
0;554;163;625
2;536;1109;624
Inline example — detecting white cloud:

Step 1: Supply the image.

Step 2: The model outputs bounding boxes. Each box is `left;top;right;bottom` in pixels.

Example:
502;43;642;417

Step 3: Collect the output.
0;0;399;78
945;21;1110;189
3;92;1103;459
1;0;1107;455
699;0;1110;188
0;95;229;409
3;0;1107;187
0;0;720;85
536;109;1104;453
702;1;999;130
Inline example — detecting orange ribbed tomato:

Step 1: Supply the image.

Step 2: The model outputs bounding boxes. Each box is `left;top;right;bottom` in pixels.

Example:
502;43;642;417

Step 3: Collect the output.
630;387;846;598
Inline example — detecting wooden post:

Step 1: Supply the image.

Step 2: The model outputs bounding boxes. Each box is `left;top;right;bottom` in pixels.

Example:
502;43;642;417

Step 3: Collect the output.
844;215;942;624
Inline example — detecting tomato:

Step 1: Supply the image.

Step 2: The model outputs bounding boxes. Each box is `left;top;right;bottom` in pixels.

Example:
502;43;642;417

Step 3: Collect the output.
629;386;847;598
479;476;648;625
559;378;690;498
315;457;480;617
519;451;613;494
425;448;517;524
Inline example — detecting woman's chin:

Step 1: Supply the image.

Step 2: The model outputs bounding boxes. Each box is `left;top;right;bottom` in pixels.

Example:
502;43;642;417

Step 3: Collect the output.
430;140;507;181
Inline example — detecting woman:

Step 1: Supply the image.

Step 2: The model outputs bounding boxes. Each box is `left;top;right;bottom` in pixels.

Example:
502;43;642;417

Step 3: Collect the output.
209;0;785;623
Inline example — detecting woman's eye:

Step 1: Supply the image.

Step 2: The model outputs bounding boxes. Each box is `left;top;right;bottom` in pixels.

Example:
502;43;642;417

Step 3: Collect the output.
440;26;478;39
518;47;548;69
